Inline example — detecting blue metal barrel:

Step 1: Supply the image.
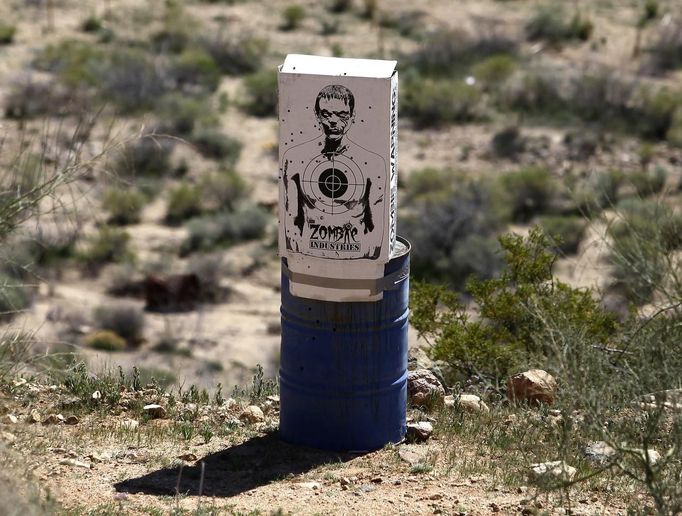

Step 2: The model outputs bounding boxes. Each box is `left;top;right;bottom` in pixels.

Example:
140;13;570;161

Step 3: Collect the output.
279;238;410;452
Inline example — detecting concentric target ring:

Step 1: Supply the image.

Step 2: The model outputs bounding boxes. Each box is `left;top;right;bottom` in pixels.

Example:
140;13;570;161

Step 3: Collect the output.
318;168;349;198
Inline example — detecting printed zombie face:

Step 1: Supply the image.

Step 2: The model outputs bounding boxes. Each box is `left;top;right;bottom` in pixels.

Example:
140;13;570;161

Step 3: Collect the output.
316;97;354;140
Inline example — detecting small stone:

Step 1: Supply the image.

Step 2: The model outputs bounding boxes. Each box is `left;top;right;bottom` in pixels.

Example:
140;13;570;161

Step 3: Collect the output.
299;481;320;490
429;493;443;500
517;486;528;494
239;405;265;424
394;479;402;485
13;378;27;387
339;477;351;486
633;448;661;465
507;369;557;405
1;431;16;444
27;409;41;423
59;458;91;469
143;404;166;419
91;391;101;400
584;441;617;465
42;414;61;425
120;419;139;430
2;414;18;424
113;492;128;501
406;421;433;442
65;415;79;425
371;477;382;484
408;369;445;409
178;453;198;462
457;394;490;413
530;461;576;482
399;447;426;465
490;503;500;512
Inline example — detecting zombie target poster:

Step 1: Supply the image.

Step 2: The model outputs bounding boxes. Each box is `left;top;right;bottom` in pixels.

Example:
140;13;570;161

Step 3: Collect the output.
278;55;398;266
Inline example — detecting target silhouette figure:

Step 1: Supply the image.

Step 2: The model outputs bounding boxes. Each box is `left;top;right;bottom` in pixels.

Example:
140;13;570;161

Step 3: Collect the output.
302;153;365;215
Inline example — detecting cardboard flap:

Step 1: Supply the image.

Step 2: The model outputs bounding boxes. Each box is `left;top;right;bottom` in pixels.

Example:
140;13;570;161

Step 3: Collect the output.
281;54;397;79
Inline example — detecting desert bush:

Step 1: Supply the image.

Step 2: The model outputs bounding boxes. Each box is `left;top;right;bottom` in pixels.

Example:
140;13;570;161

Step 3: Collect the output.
0;24;16;45
156;93;216;136
200;170;248;212
190;129;242;163
471;54;517;89
80;16;103;33
407;27;517;77
667;107;682;147
170;48;221;93
102;187;145;225
84;330;127;352
402;77;481;127
281;5;306;31
490;126;525;158
499;166;556;222
328;0;352;13
93;301;144;345
500;70;565;116
525;7;593;45
0;273;32;321
642;16;682;74
181;204;270;255
241;69;278;117
411;228;617;381
112;136;174;179
198;33;268;75
574;169;623;214
186;253;228;303
79;226;133;268
4;75;86;119
319;16;341;36
537;215;587;254
400;172;507;289
166;184;203;224
628;166;666;197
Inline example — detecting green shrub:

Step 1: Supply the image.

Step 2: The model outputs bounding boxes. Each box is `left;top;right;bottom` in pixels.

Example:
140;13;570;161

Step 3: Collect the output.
378;10;426;38
84;330;127;352
499;167;556;222
411;228;617;381
80;16;103;33
113;137;174;179
490;126;525;158
181;204;270;255
241;69;278;117
628;166;666;197
525;7;593;45
667;107;682;147
93;302;144;345
501;70;565;116
407;28;517;77
361;0;379;20
642;16;682;74
190;129;242;163
34;39;103;86
328;0;352;13
642;0;659;23
198;33;268;75
574;169;623;214
0;273;32;321
157;93;216;136
471;54;517;89
402;77;481;128
537;215;587;255
0;24;16;45
166;184;203;224
200;170;248;212
79;226;133;268
150;27;190;54
102;188;145;225
281;5;306;31
170;48;221;93
400;173;507;289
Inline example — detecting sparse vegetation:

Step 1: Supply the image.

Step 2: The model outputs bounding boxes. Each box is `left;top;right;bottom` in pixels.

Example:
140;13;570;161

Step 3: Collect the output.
0;23;16;45
84;330;127;351
525;7;593;45
402;77;481;127
241;69;278;117
93;301;145;345
102;187;146;225
500;166;556;222
79;226;134;269
281;5;306;31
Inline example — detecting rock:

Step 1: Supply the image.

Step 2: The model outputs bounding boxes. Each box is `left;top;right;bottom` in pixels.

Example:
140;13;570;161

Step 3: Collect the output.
507;369;557;405
42;414;62;425
584;441;617;465
91;390;101;400
120;419;139;430
143;404;166;419
59;458;91;469
530;461;576;482
1;431;16;444
632;448;661;465
178;453;198;462
239;405;265;424
407;369;445;409
457;394;489;413
65;415;79;425
2;414;18;424
26;409;41;424
339;477;351;486
399;446;426;465
299;481;320;490
406;421;433;443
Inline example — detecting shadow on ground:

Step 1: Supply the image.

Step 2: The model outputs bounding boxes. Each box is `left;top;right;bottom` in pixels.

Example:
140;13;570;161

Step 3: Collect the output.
114;431;357;497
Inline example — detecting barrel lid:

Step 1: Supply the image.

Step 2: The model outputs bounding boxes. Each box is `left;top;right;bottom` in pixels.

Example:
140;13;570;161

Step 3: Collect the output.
391;237;411;260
